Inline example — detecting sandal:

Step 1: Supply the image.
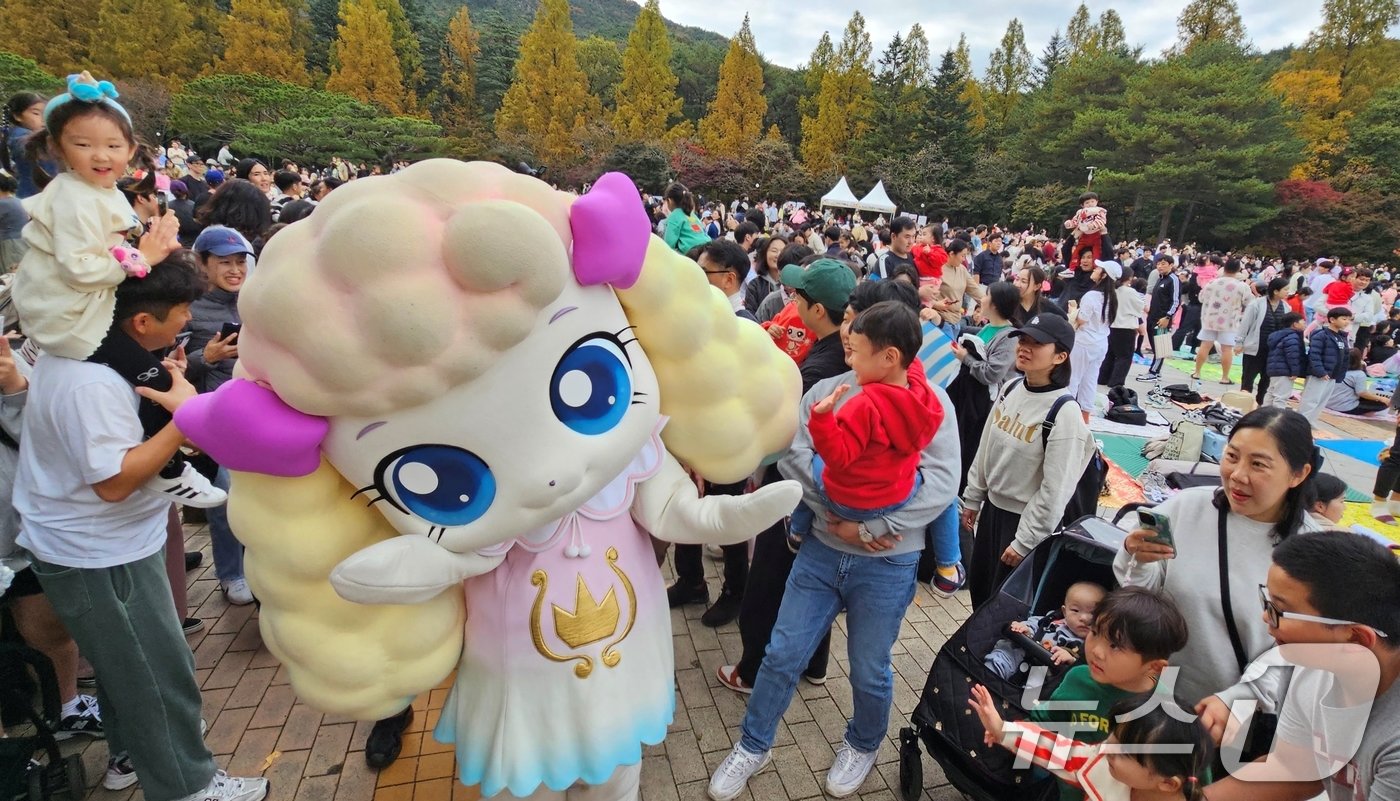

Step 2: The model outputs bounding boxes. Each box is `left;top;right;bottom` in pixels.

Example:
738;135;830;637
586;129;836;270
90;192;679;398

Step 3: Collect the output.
716;664;753;695
1220;378;1236;385
1190;374;1202;381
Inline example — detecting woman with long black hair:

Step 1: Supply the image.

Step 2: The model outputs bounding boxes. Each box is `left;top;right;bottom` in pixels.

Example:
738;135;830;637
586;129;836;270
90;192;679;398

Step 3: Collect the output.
1;92;53;198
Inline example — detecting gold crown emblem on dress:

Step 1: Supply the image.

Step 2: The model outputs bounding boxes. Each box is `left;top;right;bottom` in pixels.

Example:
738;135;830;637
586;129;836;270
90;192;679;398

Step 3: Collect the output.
552;575;620;649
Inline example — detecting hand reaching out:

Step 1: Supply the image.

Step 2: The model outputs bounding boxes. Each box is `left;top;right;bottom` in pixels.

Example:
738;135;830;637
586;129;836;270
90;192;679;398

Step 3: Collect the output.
1008;620;1031;636
968;685;1007;747
813;384;849;415
139;211;180;267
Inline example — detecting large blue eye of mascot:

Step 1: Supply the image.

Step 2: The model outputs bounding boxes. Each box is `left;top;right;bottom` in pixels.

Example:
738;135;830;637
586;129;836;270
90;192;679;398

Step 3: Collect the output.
175;162;803;800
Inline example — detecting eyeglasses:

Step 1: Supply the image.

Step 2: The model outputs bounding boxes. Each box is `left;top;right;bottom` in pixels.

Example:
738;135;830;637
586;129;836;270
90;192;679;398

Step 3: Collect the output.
1258;585;1388;638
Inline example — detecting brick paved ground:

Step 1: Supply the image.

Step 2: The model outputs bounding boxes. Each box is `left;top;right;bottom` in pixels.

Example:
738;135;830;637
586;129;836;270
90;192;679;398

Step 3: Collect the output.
54;530;972;801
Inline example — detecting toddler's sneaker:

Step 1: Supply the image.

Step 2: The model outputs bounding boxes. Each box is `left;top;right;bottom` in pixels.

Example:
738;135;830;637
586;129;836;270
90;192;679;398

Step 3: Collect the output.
145;462;227;508
176;771;268;801
221;578;255;606
55;694;103;739
825;740;879;798
708;743;771;801
104;754;138;791
928;563;966;599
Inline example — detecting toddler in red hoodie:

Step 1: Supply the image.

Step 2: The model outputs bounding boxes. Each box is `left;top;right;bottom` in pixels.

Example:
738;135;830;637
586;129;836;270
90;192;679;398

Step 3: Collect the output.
788;301;944;550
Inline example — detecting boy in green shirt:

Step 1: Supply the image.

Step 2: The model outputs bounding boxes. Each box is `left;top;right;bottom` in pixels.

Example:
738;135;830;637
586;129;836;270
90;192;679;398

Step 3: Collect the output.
1028;586;1190;800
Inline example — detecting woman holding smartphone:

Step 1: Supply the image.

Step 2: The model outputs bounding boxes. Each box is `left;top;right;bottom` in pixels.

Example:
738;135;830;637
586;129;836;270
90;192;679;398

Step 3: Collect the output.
1114;407;1322;737
184;225;254;605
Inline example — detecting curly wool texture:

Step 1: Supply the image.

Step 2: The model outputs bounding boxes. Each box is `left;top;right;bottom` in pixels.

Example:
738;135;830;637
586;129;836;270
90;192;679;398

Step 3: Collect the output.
235;160;572;417
231;463;464;720
618;238;801;484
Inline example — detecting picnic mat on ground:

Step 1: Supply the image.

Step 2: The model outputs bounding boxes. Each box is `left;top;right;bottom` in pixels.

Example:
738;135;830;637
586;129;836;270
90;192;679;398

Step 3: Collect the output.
1166;357;1239;385
1100;459;1146;509
1323;408;1397;423
1318;438;1387;464
1319;412;1396;441
1089;414;1170;438
1340;502;1400;546
1096;434;1152;478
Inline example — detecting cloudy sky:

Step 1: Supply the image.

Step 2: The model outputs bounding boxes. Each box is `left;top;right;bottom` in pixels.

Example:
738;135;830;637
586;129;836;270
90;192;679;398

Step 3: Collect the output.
654;0;1342;72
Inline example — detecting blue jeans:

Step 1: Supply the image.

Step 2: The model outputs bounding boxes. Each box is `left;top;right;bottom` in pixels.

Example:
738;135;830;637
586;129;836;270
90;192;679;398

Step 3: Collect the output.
739;536;919;754
925;501;961;569
789;455;919;536
206;467;244;583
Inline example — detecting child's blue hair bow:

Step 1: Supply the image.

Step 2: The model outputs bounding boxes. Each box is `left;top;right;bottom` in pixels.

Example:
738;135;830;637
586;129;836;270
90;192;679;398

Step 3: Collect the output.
43;71;132;128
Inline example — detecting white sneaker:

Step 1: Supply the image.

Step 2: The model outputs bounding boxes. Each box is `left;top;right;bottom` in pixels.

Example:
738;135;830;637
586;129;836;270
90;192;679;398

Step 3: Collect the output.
176;771;268;801
104;754;138;790
825;740;878;798
145;463;228;509
221;578;255;606
708;744;771;801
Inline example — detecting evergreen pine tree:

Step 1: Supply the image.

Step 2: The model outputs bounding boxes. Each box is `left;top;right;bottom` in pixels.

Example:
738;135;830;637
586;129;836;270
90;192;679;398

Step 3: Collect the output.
1034;30;1069;88
494;0;600;165
217;0;311;85
613;0;683;142
327;0;410;113
697;14;766;159
929;48;978;172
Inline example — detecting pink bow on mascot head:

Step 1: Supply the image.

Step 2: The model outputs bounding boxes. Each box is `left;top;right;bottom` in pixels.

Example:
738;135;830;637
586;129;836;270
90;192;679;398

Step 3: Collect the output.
173;172;652;474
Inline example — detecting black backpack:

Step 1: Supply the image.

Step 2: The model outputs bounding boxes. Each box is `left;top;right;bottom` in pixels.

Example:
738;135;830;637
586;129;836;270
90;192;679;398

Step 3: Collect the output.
1042;394;1109;530
1000;379;1110;530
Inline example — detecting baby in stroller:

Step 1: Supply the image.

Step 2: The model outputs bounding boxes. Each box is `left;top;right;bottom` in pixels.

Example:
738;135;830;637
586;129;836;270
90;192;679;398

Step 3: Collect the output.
984;581;1105;681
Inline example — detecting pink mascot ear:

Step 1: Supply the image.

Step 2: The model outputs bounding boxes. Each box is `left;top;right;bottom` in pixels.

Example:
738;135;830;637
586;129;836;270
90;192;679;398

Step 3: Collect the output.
569;172;649;290
173;379;329;477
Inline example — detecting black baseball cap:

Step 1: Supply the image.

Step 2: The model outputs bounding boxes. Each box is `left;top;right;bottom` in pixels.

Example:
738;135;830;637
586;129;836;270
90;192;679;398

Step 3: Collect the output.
1010;313;1076;351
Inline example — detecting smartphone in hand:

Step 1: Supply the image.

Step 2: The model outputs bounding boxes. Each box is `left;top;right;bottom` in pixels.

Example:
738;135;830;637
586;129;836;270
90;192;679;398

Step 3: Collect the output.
1138;509;1175;549
220;321;242;340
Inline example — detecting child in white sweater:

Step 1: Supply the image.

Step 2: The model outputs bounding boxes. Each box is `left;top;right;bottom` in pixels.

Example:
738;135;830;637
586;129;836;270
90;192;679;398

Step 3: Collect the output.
11;73;223;507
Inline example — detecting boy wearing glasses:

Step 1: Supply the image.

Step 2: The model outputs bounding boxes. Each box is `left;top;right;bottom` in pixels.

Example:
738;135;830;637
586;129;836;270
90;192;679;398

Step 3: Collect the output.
1201;531;1400;801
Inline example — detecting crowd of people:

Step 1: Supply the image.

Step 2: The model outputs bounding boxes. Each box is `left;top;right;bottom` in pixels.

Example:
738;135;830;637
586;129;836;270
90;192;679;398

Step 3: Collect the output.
0;72;1397;801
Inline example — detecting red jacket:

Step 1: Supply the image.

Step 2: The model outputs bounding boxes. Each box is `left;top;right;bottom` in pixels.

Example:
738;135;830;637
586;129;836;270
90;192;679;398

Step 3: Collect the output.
1323;280;1354;308
913;244;948;279
808;360;943;509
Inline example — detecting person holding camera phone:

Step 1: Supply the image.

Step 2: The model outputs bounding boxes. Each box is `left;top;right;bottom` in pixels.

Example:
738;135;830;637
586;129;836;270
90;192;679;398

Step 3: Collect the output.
184;226;252;605
1114;407;1323;739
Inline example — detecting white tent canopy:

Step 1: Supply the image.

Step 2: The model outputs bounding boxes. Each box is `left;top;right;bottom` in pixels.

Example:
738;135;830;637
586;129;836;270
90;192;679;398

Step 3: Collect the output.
856;180;897;215
819;176;860;210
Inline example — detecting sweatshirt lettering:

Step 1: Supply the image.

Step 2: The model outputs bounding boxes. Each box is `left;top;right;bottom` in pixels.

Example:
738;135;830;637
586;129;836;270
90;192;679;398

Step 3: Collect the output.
991;405;1043;444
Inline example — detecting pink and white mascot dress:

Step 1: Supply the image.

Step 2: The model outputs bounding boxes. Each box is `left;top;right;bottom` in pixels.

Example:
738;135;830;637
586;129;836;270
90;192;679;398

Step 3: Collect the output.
174;162;802;800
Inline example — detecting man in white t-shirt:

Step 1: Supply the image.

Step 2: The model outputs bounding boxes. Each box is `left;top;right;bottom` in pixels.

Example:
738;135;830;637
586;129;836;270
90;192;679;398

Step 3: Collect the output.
15;257;269;801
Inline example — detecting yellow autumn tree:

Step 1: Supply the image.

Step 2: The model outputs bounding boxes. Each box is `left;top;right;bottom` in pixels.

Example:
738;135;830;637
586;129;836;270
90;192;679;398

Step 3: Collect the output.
697;14;766;159
612;0;683;143
217;0;310;85
0;0;98;74
435;5;480;134
1272;0;1400;177
494;0;600;166
953;34;987;131
326;0;410;113
93;0;208;87
800;10;874;174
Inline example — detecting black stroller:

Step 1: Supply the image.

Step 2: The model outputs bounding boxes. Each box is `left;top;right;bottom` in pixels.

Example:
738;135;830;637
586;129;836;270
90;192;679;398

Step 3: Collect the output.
898;513;1132;801
0;642;87;801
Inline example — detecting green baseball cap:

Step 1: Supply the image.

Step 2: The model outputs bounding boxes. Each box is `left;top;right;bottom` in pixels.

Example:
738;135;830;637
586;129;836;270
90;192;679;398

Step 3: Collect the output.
780;259;855;312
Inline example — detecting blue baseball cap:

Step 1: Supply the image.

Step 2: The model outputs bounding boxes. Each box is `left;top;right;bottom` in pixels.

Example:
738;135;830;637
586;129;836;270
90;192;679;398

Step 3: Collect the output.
193;225;253;257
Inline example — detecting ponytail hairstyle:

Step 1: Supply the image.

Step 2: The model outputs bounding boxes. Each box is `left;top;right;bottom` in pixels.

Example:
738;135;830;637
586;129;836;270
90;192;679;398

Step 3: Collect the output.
1109;695;1212;801
1;92;45;173
663;181;695;215
1212;406;1321;541
1093;268;1119;323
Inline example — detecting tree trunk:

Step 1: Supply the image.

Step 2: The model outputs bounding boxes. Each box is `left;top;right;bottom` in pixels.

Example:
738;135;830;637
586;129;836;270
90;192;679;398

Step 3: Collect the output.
1177;200;1197;243
1157;203;1174;242
1127;191;1143;238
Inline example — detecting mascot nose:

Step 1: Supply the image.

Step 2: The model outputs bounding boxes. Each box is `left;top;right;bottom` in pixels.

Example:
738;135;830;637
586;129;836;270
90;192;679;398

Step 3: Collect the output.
521;472;581;509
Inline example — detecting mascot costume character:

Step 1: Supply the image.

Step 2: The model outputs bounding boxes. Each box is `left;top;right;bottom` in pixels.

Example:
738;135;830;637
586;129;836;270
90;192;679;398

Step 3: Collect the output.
173;162;803;800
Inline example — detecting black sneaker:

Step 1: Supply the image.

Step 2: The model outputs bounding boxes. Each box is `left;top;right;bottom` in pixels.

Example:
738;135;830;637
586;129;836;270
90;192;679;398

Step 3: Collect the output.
365;708;413;770
700;589;743;628
55;694;103;740
183;617;206;636
666;581;708;609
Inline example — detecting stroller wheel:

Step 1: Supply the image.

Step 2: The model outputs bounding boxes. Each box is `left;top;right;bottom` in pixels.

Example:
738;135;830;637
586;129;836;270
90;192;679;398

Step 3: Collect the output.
898;727;922;801
62;754;86;801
